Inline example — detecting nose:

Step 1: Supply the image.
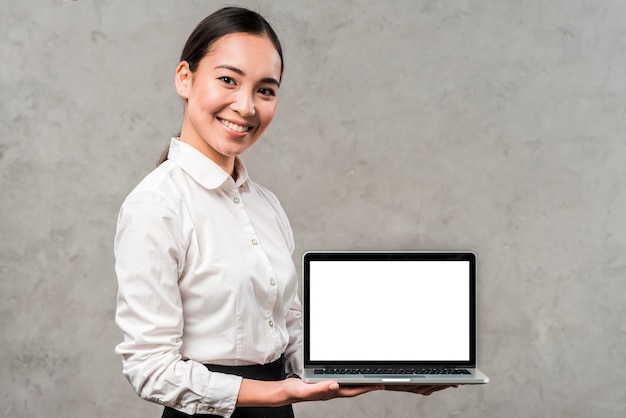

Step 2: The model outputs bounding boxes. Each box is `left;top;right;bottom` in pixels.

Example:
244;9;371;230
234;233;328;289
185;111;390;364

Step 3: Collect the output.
231;89;255;117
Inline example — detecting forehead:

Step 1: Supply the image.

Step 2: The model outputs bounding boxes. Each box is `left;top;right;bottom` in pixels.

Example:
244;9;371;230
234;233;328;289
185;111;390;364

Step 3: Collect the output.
201;33;282;80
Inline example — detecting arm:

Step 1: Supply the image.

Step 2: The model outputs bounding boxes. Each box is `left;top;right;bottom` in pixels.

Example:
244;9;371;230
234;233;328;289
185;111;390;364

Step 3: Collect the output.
114;194;241;416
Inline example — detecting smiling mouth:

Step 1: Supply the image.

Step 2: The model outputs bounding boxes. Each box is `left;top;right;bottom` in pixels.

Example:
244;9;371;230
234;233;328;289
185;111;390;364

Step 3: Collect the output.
218;117;251;133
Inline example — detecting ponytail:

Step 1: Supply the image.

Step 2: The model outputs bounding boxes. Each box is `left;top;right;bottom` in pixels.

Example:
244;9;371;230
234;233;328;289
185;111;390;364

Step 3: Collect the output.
156;144;169;166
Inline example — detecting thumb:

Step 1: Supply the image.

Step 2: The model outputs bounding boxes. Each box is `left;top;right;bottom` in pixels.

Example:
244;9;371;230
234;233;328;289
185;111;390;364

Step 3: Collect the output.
327;382;340;391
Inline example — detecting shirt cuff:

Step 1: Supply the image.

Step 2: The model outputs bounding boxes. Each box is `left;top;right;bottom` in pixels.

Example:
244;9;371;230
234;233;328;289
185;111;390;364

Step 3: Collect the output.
183;372;242;417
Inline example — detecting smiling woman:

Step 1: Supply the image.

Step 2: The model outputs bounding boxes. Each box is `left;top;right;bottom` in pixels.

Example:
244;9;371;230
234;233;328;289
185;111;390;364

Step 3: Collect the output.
175;33;282;176
113;6;381;418
156;7;284;168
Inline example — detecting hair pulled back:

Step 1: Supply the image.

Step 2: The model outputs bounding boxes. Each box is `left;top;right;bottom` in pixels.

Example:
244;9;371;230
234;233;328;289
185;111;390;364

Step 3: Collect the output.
157;6;283;165
181;7;283;77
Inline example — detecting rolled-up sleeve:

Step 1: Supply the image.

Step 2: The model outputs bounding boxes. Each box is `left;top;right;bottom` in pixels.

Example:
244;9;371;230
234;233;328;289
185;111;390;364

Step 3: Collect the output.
114;192;241;417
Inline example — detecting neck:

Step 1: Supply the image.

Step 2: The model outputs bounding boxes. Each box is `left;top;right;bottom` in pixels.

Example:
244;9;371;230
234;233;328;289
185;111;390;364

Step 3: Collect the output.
178;131;236;177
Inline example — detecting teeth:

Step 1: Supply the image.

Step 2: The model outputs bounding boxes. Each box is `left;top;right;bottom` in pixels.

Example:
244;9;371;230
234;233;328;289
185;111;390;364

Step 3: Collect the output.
220;118;249;133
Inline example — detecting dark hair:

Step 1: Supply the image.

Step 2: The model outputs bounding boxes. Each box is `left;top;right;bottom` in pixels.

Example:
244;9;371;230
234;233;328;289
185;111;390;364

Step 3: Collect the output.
157;6;284;165
182;6;283;76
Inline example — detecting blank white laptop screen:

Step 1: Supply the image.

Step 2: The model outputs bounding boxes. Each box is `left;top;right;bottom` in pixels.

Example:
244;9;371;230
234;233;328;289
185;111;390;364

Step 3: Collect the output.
308;260;470;362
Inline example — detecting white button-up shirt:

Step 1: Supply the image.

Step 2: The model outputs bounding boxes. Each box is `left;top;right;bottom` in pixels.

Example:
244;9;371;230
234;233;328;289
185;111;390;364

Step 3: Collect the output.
114;138;302;417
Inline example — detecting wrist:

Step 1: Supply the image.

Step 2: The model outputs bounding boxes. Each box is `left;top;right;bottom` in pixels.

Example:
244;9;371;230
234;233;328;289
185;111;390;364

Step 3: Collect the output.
277;377;304;406
265;379;290;407
237;379;291;407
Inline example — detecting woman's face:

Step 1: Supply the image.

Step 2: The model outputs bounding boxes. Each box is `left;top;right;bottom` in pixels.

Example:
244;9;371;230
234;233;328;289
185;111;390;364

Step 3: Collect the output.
176;33;282;174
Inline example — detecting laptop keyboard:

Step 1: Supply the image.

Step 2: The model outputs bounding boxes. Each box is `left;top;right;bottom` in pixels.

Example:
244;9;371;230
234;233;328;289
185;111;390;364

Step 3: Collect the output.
314;368;471;375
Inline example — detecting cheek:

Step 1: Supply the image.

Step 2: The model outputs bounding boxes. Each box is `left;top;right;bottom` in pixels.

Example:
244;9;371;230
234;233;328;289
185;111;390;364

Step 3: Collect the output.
190;85;225;111
259;102;278;124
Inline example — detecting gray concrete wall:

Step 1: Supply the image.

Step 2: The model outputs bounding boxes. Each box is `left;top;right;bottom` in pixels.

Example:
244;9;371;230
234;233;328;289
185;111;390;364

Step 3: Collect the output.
1;0;625;417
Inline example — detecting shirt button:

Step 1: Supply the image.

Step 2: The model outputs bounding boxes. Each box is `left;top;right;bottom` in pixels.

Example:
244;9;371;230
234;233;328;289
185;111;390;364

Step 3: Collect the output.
251;239;258;245
233;197;240;204
268;319;274;327
270;278;276;286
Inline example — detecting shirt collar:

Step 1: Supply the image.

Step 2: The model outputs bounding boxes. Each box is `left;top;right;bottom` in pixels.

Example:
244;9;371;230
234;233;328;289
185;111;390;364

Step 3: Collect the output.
167;138;250;190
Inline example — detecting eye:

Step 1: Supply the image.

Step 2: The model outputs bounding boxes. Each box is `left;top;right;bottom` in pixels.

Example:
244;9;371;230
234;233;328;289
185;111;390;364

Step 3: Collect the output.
258;87;276;97
218;76;236;85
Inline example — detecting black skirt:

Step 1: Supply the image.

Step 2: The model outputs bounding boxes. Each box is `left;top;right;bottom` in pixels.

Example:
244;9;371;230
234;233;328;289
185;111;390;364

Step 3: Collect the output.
161;355;294;418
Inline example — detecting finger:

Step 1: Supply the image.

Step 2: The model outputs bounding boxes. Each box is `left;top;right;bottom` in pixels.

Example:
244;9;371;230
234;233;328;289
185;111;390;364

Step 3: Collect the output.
309;381;341;401
422;385;451;396
413;385;435;394
327;382;340;391
337;384;383;396
305;381;340;398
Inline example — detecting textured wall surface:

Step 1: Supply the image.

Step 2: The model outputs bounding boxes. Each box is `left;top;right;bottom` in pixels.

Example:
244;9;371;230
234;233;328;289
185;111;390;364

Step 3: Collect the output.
1;0;625;417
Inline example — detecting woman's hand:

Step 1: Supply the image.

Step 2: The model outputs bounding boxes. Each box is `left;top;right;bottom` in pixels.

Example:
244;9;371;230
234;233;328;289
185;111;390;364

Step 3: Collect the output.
383;384;458;396
237;377;382;407
281;378;383;403
237;379;457;407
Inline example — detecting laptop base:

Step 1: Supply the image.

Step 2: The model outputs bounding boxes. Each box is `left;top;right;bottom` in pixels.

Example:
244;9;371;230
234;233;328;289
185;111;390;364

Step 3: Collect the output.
302;368;489;385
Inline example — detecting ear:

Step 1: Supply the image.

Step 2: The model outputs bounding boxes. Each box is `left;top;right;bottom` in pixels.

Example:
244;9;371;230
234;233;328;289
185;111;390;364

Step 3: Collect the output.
175;61;192;99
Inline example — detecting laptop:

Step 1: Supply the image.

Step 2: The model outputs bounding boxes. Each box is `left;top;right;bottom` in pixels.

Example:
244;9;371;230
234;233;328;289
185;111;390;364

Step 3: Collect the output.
301;251;489;385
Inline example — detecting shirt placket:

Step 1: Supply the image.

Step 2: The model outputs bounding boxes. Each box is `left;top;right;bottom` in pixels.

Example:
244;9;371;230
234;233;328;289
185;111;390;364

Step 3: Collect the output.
230;183;282;350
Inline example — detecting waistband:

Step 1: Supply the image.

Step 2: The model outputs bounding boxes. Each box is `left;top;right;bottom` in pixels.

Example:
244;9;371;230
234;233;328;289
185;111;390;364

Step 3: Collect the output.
203;355;286;381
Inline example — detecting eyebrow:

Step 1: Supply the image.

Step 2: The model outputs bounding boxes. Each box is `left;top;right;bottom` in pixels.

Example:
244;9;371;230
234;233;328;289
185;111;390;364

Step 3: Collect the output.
214;64;281;87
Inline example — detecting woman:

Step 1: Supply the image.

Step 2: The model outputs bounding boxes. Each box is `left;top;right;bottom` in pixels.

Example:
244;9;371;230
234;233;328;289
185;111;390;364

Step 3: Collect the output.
114;6;450;418
114;7;380;418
